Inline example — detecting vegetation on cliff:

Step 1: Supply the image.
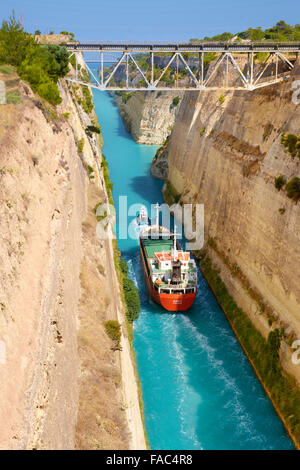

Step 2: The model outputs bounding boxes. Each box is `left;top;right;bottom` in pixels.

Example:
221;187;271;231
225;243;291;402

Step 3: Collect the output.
190;20;300;42
85;124;101;138
0;11;69;105
99;150;141;324
101;155;114;205
285;177;300;202
281;133;300;160
274;174;300;202
104;320;121;348
274;175;286;191
120;259;141;323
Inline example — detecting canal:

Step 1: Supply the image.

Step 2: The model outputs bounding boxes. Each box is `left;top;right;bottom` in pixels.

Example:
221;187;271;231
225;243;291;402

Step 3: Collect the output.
92;86;294;450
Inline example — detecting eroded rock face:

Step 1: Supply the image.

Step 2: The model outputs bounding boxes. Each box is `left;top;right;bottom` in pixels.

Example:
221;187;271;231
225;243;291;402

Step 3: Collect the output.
115;91;184;145
0;74;131;450
165;81;300;380
0;89;87;449
150;141;169;180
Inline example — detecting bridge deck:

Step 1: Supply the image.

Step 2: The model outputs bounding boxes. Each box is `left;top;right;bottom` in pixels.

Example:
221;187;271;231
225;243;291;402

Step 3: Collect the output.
65;42;300;53
65;42;299;91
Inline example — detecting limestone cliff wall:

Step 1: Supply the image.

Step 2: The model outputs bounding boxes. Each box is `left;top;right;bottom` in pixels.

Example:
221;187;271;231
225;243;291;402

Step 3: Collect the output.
164;80;300;380
114;52;291;146
115;91;184;145
0;79;89;449
0;63;137;449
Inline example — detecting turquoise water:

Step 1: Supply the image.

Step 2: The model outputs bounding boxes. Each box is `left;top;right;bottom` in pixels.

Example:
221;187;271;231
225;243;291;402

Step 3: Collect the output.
92;88;294;450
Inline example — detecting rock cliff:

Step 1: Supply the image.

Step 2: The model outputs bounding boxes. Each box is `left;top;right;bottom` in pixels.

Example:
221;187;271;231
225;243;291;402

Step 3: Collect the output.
115;91;184;145
161;78;300;382
0;62;143;449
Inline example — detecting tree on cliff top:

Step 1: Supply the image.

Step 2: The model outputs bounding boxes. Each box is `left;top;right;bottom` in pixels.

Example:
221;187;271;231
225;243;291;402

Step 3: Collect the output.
0;11;69;105
0;10;36;66
19;44;69;83
190;20;300;43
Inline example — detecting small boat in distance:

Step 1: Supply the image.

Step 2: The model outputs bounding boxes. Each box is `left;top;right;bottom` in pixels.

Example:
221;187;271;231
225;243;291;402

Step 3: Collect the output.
139;204;197;312
136;206;150;226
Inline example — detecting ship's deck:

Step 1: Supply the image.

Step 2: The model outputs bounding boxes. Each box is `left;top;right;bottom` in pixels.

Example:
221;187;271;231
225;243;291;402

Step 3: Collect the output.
142;238;173;259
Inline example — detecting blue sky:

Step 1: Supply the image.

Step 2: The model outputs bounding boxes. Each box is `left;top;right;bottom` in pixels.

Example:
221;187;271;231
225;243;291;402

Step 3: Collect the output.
1;0;300;41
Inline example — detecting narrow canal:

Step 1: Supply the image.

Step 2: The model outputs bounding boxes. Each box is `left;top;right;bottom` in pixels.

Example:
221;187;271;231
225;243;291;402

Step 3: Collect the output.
92;85;294;450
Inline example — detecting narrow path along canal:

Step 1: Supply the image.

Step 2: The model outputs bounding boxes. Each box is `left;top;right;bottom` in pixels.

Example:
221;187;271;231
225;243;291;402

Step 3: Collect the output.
92;86;294;450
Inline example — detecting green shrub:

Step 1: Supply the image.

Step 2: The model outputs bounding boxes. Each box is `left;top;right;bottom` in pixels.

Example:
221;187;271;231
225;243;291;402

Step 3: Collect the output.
122;274;140;322
79;68;90;83
281;133;300;159
97;264;105;275
120;258;129;276
43;44;69;80
172;96;180;106
6;90;22;104
93;202;108;222
77;138;84;154
81;85;94;114
121;92;133;104
18;44;68;100
60;31;75;40
37;81;62;105
85;125;101;137
199;127;205;137
285;177;300;202
0;11;36;67
278;207;285;214
218;94;225;104
0;13;69;105
118;257;140;323
69;53;81;70
254;52;269;65
101;155;114;205
0;64;14;74
18;62;48;87
268;328;283;372
274;175;286;191
104;320;121;347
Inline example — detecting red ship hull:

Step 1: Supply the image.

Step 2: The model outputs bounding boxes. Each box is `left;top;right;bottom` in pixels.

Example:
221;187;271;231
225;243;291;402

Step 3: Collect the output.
140;243;197;312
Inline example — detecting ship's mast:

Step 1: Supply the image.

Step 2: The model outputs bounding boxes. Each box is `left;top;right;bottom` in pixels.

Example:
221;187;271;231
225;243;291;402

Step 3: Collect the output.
173;226;178;261
155;202;159;228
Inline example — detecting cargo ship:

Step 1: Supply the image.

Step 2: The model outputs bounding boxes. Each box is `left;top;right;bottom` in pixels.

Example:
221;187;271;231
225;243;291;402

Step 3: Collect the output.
138;204;197;312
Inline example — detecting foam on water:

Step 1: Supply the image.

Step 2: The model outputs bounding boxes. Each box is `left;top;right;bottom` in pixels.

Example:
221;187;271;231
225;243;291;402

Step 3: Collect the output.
92;84;294;450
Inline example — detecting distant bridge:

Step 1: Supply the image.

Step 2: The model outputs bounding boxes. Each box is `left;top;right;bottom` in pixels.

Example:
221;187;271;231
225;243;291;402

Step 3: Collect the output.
65;42;300;91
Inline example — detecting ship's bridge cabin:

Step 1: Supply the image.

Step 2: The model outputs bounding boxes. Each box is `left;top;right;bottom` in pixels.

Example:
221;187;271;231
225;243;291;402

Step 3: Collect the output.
154;250;190;271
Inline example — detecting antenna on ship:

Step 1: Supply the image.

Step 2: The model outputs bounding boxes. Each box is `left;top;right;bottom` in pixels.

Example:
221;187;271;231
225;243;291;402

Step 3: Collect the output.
155;202;159;228
173;226;178;261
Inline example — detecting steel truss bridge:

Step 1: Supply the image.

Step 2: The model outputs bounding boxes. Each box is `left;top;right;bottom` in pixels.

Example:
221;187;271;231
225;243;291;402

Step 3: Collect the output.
65;42;300;91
